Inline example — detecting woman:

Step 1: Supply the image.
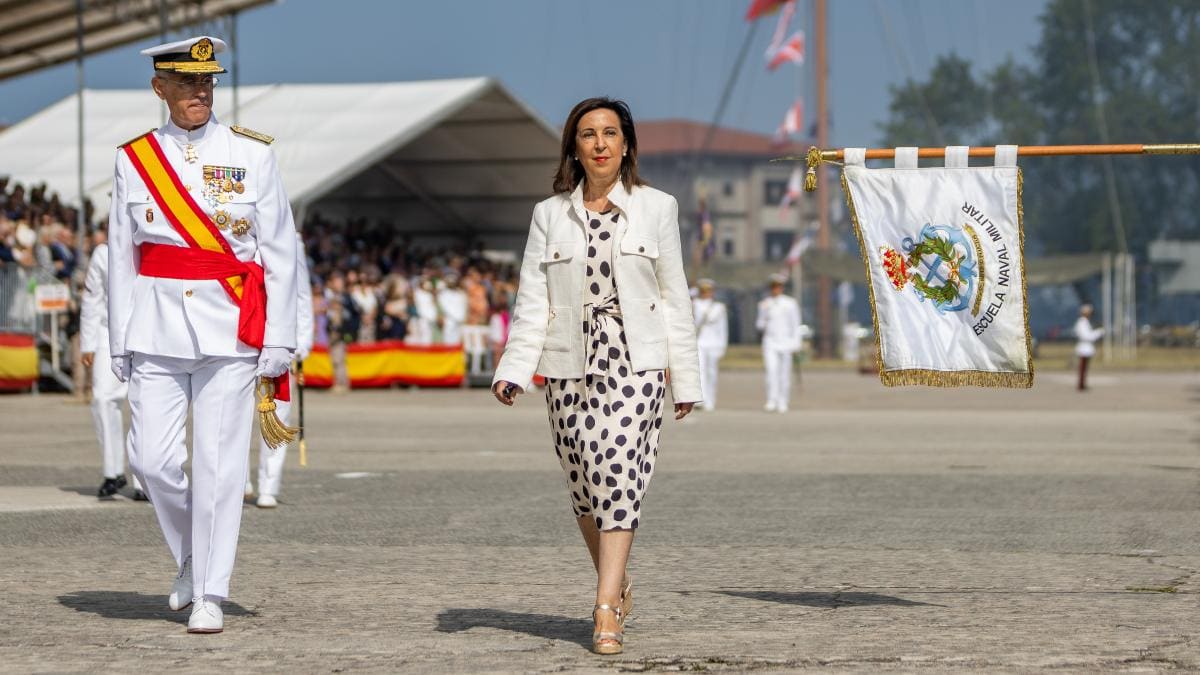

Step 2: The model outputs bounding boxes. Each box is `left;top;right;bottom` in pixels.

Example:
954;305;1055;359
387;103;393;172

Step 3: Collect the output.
492;97;701;654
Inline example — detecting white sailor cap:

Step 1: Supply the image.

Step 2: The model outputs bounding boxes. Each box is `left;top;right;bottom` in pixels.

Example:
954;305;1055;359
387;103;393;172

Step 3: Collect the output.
768;272;788;285
141;36;227;74
696;278;716;289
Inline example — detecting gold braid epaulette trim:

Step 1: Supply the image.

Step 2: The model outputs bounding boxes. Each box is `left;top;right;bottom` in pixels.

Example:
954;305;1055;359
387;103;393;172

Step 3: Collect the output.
231;125;274;145
118;129;155;148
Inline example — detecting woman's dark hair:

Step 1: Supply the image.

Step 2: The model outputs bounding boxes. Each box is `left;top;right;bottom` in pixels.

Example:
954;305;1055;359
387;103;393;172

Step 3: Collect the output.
553;97;646;194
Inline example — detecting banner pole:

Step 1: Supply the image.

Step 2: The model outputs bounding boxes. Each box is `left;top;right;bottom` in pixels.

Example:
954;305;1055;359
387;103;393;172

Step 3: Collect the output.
781;144;1200;192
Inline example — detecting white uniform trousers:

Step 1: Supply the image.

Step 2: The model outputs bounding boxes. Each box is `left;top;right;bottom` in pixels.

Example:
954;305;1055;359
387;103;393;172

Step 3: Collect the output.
254;369;294;497
90;338;139;487
763;348;793;409
127;352;257;601
697;347;722;410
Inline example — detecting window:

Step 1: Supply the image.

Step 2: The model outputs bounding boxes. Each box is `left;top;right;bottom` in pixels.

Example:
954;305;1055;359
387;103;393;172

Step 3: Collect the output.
764;179;787;205
723;239;734;257
764;232;794;261
723;181;734;197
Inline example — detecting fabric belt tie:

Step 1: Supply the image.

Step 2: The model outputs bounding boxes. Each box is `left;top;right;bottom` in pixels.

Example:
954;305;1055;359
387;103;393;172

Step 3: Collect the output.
584;297;622;377
138;242;267;350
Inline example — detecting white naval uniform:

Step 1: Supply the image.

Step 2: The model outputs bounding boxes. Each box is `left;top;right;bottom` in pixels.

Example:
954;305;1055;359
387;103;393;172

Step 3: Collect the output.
437;287;467;345
79;243;141;488
254;233;313;498
108;116;298;601
410;287;437;345
692;297;728;410
756;294;802;411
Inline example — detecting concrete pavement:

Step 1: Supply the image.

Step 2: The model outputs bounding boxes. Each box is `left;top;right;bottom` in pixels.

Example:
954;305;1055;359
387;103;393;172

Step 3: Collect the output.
0;368;1196;671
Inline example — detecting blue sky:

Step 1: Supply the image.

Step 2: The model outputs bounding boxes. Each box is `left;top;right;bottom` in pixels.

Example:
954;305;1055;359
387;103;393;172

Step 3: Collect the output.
0;0;1047;146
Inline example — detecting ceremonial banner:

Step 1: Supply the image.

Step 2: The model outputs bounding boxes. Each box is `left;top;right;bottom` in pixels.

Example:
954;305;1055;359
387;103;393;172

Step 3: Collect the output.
841;145;1033;387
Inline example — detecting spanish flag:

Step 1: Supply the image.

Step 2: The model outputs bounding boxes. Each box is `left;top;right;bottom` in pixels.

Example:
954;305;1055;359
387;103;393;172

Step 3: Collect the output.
0;333;37;391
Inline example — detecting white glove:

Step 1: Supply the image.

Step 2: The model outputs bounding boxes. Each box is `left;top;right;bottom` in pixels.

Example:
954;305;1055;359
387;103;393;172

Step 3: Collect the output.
255;347;293;378
111;354;132;383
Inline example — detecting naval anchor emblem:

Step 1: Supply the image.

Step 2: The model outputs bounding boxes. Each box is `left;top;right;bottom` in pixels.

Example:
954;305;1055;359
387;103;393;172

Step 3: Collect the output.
879;223;982;315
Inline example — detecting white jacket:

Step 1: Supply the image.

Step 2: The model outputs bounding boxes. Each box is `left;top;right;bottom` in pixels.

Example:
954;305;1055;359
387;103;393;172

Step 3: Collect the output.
107;116;297;359
79;243;110;354
493;182;702;403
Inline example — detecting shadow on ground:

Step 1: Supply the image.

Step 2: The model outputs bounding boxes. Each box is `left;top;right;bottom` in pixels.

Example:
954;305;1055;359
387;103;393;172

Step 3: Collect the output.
718;590;941;608
436;608;592;648
58;591;256;623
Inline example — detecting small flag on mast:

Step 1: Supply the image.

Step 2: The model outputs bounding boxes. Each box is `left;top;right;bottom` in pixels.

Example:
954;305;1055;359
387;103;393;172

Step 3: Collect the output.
745;0;793;21
779;167;804;221
775;99;804;142
767;31;805;70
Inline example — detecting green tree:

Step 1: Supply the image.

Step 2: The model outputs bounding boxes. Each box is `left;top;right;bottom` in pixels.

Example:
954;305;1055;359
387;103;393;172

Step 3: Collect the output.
878;0;1200;258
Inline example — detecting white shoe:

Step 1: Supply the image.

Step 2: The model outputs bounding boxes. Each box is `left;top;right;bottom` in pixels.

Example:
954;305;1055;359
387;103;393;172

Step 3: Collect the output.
187;598;224;634
256;494;278;509
168;555;193;611
777;404;789;413
764;401;778;412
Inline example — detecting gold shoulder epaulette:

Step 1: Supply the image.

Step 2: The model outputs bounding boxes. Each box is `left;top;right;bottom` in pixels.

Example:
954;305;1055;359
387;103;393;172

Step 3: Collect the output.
118;129;155;148
231;125;274;145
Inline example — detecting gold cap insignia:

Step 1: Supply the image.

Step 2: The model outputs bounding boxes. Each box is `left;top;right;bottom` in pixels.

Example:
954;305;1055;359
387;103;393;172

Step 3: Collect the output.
190;39;214;62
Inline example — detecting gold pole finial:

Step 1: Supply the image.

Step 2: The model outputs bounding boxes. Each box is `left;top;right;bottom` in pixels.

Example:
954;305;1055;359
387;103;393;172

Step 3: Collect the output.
804;146;822;192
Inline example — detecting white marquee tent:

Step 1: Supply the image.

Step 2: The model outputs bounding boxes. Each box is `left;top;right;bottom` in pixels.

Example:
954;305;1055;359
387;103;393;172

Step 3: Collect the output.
0;77;560;243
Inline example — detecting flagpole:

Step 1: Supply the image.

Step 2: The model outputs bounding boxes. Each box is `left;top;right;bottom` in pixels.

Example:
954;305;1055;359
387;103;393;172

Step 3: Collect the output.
784;143;1200;191
813;0;833;358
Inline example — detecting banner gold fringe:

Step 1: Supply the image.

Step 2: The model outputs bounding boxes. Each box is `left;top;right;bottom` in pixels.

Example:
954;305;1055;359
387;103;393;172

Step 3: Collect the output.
880;368;1032;388
257;377;299;449
840;168;1035;389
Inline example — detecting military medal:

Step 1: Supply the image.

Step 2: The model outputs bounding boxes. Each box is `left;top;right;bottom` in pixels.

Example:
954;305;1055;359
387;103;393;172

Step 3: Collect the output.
232;167;246;194
213;209;232;230
146;208;154;223
222;178;234;193
231;218;251;236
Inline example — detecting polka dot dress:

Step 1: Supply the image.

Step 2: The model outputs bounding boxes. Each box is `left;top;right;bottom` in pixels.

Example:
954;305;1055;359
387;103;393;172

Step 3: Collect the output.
545;209;666;531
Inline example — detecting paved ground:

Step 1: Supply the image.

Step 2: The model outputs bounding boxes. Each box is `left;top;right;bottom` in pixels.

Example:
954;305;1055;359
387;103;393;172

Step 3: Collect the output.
1;367;1197;672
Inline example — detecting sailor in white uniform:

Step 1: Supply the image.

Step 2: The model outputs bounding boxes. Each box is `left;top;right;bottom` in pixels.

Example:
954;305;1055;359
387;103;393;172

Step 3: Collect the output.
436;272;468;345
691;278;727;411
756;273;802;413
246;232;313;508
107;36;298;634
79;228;146;501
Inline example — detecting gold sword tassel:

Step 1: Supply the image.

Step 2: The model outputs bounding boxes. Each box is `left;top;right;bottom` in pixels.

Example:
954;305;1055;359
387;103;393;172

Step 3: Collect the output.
257;377;299;449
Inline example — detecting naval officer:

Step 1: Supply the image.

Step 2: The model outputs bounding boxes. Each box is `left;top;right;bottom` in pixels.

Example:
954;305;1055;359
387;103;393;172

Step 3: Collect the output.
80;227;147;501
756;273;802;413
691;279;727;411
107;35;298;633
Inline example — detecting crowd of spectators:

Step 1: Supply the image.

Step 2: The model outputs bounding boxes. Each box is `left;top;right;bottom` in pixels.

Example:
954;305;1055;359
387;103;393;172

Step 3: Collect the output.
302;214;518;366
0;180;94;330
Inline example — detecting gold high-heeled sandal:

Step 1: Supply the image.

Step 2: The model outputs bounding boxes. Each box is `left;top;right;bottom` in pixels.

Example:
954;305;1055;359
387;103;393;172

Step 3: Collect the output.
591;604;624;655
620;576;633;619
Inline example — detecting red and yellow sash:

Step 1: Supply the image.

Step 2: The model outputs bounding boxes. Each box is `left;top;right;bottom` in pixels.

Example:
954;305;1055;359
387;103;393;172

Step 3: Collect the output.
123;132;267;350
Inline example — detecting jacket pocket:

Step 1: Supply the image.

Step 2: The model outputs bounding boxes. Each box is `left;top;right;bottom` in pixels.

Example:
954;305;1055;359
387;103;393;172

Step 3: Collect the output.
543;305;576;352
541;241;575;264
622;297;666;344
619;235;659;260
